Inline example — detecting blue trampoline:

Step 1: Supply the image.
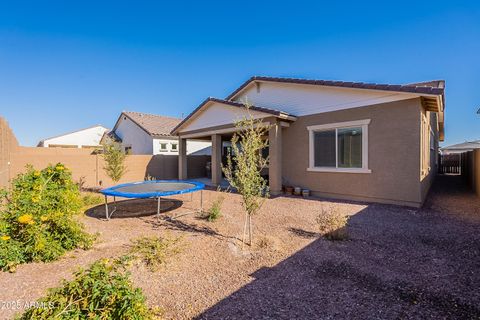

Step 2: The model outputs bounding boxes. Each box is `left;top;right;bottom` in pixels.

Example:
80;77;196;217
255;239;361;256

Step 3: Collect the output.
100;180;205;220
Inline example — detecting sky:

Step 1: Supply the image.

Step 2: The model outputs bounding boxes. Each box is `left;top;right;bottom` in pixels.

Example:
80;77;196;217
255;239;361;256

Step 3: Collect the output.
0;0;479;147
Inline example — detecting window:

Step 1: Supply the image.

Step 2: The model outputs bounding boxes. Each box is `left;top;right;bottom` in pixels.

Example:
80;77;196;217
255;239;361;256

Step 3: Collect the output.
171;143;178;151
159;143;167;151
308;119;371;173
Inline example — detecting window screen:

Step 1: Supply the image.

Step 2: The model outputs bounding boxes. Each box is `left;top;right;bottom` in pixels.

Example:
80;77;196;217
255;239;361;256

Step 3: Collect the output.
314;130;336;167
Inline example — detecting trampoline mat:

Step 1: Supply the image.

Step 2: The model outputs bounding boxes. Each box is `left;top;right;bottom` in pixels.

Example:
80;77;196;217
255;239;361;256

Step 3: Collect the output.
115;182;197;194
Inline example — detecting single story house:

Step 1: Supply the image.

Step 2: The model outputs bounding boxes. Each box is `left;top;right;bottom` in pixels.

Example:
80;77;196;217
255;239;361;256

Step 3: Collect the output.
440;140;480;154
172;76;445;208
37;125;108;148
110;111;210;155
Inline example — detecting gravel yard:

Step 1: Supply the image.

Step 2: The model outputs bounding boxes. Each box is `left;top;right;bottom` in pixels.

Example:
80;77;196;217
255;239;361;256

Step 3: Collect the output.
1;175;479;319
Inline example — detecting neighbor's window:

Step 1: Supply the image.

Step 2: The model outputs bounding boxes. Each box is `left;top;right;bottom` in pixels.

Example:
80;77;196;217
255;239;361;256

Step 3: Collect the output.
308;119;370;173
171;143;178;151
159;143;167;151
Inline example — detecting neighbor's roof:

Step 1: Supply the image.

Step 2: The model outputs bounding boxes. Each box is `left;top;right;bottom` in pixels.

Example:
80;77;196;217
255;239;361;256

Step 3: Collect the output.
171;97;296;135
37;124;109;146
113;111;181;137
226;76;445;100
441;140;480;151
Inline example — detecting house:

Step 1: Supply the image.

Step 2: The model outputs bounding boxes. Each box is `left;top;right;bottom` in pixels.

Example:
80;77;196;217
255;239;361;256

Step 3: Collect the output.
37;125;108;148
110;111;210;155
440;140;480;154
172;76;445;208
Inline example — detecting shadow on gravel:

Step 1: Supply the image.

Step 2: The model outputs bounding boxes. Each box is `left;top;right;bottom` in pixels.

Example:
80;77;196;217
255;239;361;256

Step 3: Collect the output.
196;176;480;319
144;215;240;242
288;227;318;239
84;198;182;219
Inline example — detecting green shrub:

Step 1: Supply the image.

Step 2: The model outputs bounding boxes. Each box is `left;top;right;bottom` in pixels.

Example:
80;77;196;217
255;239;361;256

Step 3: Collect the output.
129;236;183;272
0;164;94;272
17;257;158;319
207;194;224;222
316;207;349;241
81;192;104;207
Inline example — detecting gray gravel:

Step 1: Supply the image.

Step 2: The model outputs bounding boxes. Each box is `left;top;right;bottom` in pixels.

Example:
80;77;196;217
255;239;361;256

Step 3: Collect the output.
1;175;479;320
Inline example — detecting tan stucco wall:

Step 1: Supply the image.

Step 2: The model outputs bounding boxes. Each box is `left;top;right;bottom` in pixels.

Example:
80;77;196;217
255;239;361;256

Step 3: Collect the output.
282;98;425;207
420;109;439;203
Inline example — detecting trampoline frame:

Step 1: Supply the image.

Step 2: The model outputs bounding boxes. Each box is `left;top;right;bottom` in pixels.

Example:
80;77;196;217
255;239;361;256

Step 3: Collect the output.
100;180;205;220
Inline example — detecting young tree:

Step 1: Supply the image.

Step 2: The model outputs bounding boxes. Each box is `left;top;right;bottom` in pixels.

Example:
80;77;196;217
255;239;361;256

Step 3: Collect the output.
222;105;270;246
102;141;127;183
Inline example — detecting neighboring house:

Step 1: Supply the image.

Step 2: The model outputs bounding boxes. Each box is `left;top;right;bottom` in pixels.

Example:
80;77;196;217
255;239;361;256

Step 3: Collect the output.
110;111;210;155
172;76;445;208
37;125;108;148
440;140;480;154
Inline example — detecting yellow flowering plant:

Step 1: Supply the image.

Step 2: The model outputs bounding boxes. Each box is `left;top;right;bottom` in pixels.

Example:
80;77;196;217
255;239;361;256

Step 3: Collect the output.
0;163;94;272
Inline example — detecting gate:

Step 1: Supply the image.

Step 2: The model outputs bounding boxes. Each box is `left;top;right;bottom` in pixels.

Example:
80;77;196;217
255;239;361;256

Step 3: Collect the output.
438;153;461;174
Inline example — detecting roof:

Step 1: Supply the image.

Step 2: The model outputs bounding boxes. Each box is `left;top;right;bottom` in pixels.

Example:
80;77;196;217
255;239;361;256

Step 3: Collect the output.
441;140;480;151
225;76;446;141
113;111;181;137
226;76;445;100
171;97;296;135
100;130;122;144
37;124;109;146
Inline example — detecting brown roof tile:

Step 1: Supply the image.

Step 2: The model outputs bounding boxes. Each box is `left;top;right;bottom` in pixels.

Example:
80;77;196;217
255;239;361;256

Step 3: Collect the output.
226;76;445;100
117;111;181;137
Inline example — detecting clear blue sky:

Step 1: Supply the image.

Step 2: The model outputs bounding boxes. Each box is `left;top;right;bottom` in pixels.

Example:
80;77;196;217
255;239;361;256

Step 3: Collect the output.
0;1;479;146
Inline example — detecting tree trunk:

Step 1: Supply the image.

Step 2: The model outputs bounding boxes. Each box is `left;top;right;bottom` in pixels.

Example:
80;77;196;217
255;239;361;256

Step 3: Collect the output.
242;211;248;249
248;214;252;246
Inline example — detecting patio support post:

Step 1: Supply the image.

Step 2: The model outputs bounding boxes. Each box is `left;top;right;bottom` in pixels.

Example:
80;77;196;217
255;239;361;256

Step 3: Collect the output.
269;119;282;195
179;137;187;180
211;134;222;186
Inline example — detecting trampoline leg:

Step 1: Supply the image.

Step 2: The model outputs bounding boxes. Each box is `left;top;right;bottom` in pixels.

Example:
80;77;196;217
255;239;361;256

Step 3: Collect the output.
105;195;109;220
157;197;161;220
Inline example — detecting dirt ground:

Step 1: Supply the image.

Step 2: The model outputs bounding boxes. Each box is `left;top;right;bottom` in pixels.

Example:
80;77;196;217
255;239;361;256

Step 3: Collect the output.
1;175;479;319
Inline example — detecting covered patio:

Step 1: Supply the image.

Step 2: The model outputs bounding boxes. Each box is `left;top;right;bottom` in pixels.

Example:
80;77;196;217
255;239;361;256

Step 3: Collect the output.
171;98;296;195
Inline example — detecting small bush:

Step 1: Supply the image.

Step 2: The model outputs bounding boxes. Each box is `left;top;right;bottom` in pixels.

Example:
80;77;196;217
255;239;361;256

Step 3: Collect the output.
129;236;183;272
0;164;94;272
316;207;349;241
207;194;224;222
81;192;104;207
17;257;158;319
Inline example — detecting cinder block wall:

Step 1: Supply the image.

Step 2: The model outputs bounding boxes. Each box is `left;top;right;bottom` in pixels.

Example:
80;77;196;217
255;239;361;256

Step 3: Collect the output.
0;117;209;189
7;147;209;188
0;117;18;187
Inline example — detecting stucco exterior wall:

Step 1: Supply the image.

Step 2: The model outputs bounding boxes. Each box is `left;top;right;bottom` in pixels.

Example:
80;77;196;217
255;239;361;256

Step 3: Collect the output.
420;109;439;203
115;116;154;154
282;98;424;207
153;137;211;155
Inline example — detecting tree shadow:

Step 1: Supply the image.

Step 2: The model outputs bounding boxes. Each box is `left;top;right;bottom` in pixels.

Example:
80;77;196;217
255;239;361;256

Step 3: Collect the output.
144;214;237;241
288;227;318;239
84;198;182;219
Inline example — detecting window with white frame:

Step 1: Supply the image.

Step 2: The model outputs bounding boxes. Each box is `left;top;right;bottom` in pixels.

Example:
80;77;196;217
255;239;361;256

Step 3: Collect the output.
159;142;168;151
171;143;178;151
307;119;371;173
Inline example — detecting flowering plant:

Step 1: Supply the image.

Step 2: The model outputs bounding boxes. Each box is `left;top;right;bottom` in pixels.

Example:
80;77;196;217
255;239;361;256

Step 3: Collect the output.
0;163;94;272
